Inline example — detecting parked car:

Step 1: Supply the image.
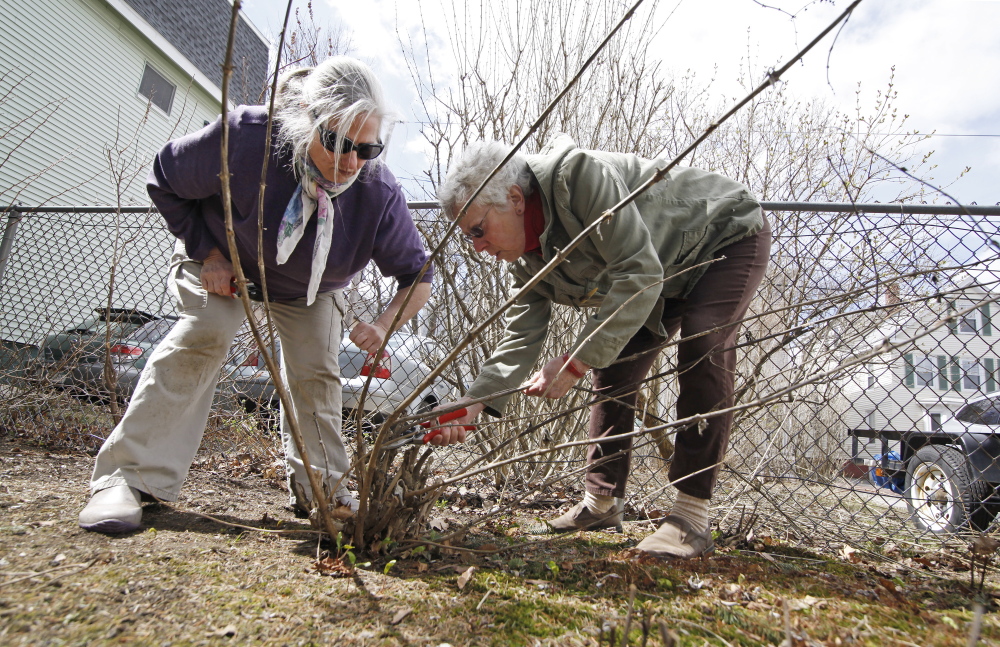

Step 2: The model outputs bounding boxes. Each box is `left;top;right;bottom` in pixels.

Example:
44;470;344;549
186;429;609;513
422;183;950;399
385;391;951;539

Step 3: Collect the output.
849;393;1000;533
64;316;179;401
35;307;160;384
224;332;457;430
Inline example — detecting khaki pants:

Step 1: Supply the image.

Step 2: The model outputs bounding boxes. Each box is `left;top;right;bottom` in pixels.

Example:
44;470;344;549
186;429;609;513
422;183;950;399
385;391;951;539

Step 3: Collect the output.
90;244;348;503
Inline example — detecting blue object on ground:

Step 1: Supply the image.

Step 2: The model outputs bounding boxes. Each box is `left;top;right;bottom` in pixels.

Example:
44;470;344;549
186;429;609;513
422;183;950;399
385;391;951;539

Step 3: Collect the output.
870;451;905;494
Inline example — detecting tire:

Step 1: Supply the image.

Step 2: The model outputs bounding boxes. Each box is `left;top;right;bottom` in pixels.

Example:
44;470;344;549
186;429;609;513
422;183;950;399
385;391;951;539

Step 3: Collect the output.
904;445;995;533
241;397;280;433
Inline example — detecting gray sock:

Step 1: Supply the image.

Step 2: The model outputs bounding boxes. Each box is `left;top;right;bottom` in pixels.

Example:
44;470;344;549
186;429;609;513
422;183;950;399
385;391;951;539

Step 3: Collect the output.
583;491;615;514
670;491;709;531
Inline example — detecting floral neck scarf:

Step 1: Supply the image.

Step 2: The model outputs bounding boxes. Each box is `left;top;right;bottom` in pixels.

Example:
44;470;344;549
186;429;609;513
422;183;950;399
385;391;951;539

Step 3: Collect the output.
276;157;358;305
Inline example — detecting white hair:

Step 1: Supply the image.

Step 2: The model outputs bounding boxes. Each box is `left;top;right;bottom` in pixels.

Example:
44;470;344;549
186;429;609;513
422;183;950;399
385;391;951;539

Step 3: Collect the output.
438;141;533;218
274;56;392;174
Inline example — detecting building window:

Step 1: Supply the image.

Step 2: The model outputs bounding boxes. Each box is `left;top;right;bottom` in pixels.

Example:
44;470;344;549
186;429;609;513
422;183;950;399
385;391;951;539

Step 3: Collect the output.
960;310;979;334
914;356;936;388
963;358;983;391
953;303;993;336
138;63;175;114
929;412;943;431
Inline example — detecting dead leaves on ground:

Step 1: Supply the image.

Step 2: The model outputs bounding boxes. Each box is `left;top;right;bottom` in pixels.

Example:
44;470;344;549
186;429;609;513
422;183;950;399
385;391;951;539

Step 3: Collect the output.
313;555;354;578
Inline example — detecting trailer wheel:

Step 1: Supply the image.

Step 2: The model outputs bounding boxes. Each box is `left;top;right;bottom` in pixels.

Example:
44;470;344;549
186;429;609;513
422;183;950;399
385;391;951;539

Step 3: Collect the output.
904;445;995;533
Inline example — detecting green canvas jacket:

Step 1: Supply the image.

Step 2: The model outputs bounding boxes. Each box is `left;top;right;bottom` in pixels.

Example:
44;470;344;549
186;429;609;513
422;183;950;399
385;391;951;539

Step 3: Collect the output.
467;135;763;415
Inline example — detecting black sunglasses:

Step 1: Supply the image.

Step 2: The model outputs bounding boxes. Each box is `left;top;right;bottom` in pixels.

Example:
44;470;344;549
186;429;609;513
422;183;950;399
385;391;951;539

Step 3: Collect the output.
318;126;384;160
462;213;488;244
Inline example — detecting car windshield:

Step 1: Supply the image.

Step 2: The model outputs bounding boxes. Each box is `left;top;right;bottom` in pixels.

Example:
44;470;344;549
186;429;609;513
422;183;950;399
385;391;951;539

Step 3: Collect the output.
127;319;176;345
955;397;1000;425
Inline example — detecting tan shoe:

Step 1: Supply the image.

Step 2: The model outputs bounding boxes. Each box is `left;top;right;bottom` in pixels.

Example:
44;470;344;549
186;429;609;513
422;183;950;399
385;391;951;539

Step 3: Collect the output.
635;514;714;559
79;485;143;534
539;501;623;534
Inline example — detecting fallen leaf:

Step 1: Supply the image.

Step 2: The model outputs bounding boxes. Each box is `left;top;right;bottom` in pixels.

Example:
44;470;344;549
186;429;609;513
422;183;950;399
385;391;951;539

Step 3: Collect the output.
840;545;860;563
330;505;355;521
719;583;743;601
208;624;237;637
877;577;897;592
687;575;704;590
972;535;1000;556
417;562;429;573
457;566;475;590
313;556;353;577
390;608;412;625
429;517;450;532
786;596;821;611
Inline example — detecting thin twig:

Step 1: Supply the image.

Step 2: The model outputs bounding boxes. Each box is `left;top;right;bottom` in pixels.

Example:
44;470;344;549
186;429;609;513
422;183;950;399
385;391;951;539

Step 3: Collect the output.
217;0;340;542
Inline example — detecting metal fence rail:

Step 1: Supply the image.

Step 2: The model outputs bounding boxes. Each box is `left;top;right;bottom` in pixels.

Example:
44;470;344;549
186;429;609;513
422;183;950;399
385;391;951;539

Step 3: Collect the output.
2;201;1000;552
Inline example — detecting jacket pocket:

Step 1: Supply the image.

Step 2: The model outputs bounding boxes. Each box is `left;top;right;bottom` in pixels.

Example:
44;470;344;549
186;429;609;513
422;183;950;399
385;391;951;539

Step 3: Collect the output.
674;226;711;266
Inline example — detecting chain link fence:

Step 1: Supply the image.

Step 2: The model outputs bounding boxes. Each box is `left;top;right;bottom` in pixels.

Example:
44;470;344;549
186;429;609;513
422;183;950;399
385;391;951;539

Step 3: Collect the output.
3;202;1000;552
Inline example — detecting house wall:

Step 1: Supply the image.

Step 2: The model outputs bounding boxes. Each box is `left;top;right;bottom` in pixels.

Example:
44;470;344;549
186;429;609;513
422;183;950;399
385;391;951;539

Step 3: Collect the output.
842;295;1000;461
0;0;221;207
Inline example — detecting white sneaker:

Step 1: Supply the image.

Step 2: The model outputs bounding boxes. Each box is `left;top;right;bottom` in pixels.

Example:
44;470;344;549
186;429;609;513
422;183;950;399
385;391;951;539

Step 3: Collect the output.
79;485;143;533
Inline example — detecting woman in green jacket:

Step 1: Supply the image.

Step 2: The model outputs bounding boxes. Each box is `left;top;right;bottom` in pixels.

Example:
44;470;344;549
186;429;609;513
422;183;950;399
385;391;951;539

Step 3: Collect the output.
434;136;770;558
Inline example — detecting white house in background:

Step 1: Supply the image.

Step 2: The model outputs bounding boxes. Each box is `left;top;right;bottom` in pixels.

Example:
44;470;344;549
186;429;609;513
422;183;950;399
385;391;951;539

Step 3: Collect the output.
0;0;269;206
843;278;999;442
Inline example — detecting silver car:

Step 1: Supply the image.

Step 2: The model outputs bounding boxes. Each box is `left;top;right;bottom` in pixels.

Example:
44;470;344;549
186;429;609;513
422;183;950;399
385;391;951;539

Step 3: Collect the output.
64;316;179;402
223;331;458;429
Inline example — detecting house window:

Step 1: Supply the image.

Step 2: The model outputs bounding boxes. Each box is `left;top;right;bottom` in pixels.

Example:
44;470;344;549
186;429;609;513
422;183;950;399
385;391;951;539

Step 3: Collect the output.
953;303;993;336
960;310;979;333
963;358;983;391
138;63;175;114
914;356;936;388
929;412;943;431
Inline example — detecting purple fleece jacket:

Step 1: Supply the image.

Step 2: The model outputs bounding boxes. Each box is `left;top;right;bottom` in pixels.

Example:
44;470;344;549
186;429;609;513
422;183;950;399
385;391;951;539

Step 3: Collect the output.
147;106;432;301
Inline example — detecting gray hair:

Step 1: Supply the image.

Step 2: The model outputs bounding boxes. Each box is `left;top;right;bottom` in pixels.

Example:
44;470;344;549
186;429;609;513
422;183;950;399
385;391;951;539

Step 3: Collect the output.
438;141;533;219
274;56;392;174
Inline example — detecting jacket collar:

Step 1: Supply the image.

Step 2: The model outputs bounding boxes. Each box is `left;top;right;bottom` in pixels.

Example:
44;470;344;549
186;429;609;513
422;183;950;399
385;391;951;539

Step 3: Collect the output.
523;134;578;257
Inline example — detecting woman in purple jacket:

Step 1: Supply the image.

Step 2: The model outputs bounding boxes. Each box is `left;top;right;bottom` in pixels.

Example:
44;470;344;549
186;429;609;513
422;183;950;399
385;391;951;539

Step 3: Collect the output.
79;57;432;534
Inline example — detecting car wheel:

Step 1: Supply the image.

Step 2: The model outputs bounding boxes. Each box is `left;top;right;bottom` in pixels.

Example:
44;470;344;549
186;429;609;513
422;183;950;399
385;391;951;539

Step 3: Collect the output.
416;396;438;414
240;397;279;432
904;445;995;533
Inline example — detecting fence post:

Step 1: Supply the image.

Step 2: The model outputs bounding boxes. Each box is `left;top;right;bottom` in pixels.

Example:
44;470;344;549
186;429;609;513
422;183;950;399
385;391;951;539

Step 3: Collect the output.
0;208;23;290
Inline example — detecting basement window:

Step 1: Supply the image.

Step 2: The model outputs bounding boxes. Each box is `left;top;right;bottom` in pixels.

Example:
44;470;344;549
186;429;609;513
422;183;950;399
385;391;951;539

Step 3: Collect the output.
138;63;176;115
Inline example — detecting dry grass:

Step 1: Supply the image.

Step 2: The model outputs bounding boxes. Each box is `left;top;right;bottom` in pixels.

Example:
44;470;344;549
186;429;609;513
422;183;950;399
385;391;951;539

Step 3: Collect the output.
2;435;999;646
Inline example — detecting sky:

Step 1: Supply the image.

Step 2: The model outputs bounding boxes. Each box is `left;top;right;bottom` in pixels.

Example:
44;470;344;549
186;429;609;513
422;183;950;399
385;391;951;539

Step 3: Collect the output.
238;0;1000;206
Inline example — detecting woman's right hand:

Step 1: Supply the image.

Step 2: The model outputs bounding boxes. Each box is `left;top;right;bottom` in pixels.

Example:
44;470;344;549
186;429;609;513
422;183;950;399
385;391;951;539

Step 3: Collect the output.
426;398;484;446
201;248;237;298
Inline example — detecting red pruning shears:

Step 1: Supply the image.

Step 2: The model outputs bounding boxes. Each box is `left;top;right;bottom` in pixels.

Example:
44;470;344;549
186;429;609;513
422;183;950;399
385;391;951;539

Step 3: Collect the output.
384;408;476;449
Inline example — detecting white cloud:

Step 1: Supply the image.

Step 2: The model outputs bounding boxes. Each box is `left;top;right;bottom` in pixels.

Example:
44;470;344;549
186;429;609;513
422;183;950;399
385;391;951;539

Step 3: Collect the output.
239;0;1000;202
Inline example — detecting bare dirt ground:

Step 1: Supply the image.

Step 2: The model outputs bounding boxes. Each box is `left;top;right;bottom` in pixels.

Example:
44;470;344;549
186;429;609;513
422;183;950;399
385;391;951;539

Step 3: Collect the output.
2;435;999;646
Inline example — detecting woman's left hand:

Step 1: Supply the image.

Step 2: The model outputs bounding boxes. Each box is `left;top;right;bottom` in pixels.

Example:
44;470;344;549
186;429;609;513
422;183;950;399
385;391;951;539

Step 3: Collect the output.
523;355;590;399
350;321;389;354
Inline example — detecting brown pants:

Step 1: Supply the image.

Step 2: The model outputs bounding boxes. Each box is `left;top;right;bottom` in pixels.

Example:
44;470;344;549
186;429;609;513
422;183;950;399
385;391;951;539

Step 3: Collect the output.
586;219;771;500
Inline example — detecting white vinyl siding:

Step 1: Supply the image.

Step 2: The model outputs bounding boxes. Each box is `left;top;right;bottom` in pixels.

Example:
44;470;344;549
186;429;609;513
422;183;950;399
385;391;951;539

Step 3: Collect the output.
0;0;220;206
